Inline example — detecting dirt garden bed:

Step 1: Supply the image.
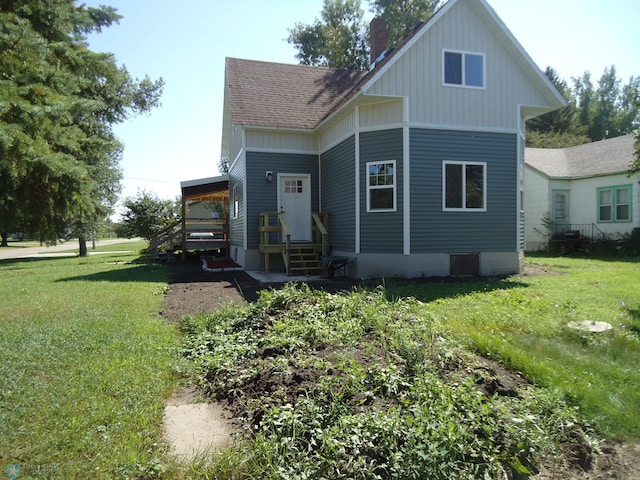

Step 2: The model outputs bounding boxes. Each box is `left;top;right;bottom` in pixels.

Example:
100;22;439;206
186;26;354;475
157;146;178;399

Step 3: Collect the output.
160;260;639;479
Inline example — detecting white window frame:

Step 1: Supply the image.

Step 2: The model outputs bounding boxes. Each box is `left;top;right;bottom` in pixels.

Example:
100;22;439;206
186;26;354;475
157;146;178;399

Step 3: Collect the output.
442;161;487;212
232;184;239;219
442;49;486;89
366;160;397;213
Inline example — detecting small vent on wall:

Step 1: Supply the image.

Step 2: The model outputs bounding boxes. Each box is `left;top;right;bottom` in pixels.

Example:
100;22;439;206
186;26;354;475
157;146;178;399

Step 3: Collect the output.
450;253;479;276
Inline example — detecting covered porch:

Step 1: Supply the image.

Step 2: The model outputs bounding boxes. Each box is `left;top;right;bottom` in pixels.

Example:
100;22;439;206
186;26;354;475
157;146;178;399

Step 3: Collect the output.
150;175;230;260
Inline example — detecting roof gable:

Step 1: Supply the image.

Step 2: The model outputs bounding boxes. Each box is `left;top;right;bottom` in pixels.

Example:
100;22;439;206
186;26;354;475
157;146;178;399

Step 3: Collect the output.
223;0;565;134
360;0;565;112
525;135;635;179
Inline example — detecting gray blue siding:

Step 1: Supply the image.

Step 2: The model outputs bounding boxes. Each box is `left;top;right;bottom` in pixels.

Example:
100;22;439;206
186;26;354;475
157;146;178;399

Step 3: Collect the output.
360;129;404;253
228;155;245;247
409;129;518;252
320;136;356;251
245;152;319;249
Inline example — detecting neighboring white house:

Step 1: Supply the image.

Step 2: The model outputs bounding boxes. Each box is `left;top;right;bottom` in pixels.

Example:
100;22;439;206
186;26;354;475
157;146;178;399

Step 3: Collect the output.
524;134;639;251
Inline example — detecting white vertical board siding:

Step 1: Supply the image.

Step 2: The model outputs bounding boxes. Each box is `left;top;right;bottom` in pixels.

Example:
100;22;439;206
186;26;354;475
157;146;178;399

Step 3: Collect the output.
365;0;550;130
319;110;356;152
359;100;404;128
245;129;317;152
230;124;243;162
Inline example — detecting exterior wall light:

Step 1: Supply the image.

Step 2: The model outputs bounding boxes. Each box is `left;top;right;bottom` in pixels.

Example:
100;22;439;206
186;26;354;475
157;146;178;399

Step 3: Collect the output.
266;171;273;182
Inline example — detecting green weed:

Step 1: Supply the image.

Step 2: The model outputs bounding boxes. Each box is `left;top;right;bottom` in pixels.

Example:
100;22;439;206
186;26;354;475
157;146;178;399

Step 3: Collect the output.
181;283;593;479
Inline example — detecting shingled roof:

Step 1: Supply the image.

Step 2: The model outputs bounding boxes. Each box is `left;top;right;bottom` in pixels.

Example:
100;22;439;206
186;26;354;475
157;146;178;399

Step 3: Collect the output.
225;57;369;130
525;134;635;178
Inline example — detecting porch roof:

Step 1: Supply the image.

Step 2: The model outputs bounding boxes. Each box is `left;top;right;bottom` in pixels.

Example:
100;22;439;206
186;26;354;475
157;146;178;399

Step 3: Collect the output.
180;175;229;202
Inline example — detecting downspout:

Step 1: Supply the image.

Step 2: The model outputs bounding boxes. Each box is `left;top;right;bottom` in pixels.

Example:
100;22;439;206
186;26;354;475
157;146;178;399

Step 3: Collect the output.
354;106;361;254
403;97;411;257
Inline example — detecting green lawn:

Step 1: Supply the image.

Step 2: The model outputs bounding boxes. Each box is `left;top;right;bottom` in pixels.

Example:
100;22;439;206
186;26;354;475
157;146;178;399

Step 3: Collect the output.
0;247;638;479
385;254;640;440
0;243;179;479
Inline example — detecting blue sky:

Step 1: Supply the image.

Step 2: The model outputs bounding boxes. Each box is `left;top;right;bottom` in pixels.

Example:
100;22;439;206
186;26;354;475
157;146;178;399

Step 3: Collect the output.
81;0;639;212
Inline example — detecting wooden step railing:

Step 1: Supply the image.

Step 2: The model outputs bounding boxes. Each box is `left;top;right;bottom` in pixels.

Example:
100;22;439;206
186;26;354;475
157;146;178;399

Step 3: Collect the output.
150;219;182;259
150;217;230;260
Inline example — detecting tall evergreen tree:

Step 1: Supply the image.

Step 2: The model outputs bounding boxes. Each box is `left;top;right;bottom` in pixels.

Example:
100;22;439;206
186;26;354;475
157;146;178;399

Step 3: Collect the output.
0;0;163;253
527;67;574;133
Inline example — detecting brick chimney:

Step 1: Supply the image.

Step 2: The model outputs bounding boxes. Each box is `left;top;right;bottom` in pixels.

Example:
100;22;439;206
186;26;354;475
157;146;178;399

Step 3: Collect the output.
369;17;388;66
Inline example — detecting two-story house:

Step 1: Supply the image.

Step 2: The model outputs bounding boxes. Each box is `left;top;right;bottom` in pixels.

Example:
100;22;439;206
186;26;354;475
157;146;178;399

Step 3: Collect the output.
221;0;566;278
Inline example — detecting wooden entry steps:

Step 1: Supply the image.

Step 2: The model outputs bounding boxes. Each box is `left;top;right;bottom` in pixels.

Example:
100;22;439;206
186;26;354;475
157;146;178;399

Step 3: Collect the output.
288;245;323;275
258;212;330;275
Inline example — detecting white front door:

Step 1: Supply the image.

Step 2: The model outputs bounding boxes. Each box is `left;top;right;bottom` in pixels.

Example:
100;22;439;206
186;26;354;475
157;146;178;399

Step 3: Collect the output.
278;174;311;242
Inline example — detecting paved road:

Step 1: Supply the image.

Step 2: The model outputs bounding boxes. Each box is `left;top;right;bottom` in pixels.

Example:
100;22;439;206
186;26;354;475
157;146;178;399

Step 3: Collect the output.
0;238;143;261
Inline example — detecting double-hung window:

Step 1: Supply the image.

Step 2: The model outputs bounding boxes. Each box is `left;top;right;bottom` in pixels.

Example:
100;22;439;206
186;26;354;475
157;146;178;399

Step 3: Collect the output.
367;161;396;212
444;50;485;88
598;185;631;222
443;161;486;211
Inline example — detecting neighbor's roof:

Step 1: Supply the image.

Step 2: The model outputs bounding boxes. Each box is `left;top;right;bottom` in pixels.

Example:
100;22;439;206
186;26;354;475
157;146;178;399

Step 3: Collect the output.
225;57;368;129
525;134;635;179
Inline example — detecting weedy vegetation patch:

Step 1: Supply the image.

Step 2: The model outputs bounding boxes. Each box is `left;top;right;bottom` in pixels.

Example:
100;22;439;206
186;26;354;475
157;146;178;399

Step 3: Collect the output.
181;284;599;479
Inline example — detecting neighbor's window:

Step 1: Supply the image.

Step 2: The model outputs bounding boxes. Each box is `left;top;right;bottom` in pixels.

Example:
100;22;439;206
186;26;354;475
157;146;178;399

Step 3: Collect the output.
232;184;239;219
443;161;486;211
444;50;485;88
598;185;631;222
367;161;396;212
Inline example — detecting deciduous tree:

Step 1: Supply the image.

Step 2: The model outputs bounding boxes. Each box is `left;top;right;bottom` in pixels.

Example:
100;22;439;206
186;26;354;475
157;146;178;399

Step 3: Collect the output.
370;0;441;48
119;191;180;242
528;66;639;148
288;0;369;70
287;0;441;70
630;130;640;175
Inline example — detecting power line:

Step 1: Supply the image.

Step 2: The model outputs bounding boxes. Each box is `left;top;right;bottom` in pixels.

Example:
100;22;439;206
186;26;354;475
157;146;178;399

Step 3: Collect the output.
123;177;179;184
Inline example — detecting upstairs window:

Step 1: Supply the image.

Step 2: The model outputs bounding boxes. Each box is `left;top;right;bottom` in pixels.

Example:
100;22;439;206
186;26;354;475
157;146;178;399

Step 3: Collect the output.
367;161;396;212
598;185;631;222
444;50;485;88
443;161;486;211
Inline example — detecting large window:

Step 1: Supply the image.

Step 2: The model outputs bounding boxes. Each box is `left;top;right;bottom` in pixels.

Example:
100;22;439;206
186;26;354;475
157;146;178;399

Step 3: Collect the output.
598;185;631;222
367;161;396;212
443;50;485;88
443;161;486;211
